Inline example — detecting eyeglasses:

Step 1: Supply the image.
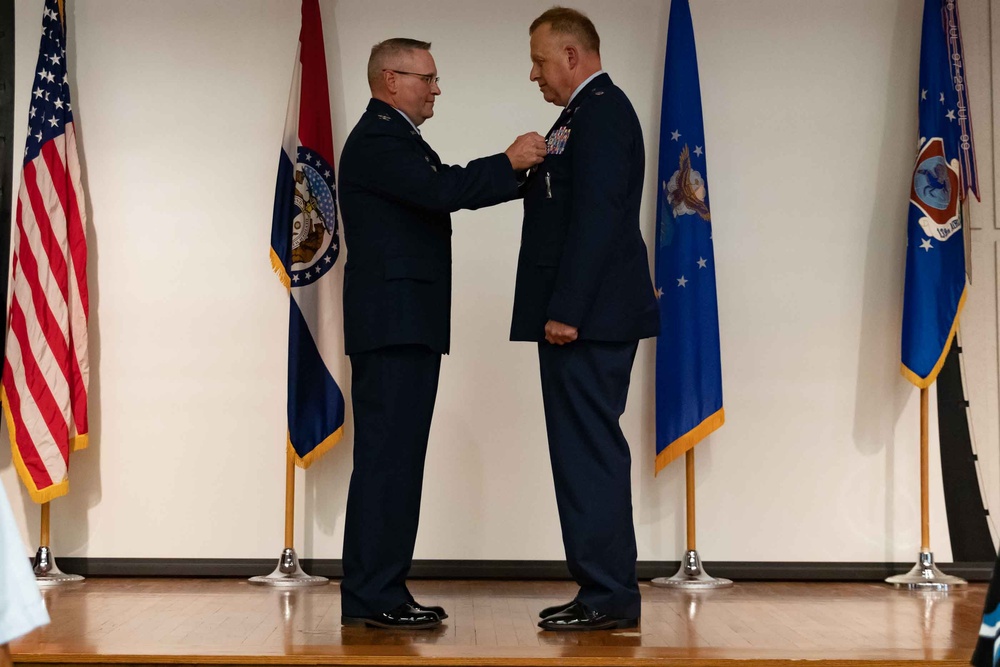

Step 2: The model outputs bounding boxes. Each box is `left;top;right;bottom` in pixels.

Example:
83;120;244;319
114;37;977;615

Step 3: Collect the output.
384;69;440;85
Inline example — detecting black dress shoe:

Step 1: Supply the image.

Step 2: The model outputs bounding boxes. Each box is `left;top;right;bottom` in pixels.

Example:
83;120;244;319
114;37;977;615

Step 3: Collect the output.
341;602;441;629
411;601;448;620
538;600;576;619
537;601;638;632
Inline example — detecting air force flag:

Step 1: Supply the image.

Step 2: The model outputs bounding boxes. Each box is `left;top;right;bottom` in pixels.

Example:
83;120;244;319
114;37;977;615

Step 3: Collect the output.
901;0;979;388
654;0;724;474
269;0;345;467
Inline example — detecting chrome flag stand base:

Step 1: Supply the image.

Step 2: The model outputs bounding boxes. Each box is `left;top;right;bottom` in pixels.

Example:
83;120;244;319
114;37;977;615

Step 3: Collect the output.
33;547;84;586
651;550;732;590
249;548;328;587
886;551;966;590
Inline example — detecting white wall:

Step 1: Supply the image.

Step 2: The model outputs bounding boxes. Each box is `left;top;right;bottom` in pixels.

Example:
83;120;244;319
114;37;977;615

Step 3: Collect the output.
2;0;995;564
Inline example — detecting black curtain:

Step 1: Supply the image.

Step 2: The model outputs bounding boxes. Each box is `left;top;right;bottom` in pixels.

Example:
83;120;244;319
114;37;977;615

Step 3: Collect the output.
0;3;13;373
937;337;996;562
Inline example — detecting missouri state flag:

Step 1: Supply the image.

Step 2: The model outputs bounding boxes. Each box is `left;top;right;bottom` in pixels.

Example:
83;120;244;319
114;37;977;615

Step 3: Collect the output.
653;0;724;474
901;0;979;388
269;0;345;467
3;0;90;503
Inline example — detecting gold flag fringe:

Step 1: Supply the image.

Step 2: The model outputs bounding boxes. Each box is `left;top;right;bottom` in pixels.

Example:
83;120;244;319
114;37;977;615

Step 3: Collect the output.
289;425;344;469
901;286;967;389
654;407;725;476
270;248;291;293
2;386;70;503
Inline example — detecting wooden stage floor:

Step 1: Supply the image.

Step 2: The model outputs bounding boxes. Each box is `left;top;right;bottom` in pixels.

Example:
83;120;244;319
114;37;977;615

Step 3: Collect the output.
10;578;988;666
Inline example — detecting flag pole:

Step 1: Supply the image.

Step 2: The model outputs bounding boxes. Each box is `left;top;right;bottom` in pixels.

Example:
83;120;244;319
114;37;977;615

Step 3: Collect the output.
886;386;966;589
921;387;930;553
284;448;295;549
41;502;48;547
686;451;696;551
249;447;327;587
652;449;731;589
32;502;83;585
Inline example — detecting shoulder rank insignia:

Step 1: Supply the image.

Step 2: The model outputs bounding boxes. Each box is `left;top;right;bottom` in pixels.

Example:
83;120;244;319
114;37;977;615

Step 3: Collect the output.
377;113;392;121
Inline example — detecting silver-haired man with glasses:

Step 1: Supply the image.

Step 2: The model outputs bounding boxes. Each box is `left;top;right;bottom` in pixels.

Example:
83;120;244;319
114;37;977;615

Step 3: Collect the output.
337;38;546;630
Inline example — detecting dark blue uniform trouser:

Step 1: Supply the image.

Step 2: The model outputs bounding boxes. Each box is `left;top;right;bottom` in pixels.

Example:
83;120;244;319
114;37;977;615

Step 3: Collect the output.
537;339;641;620
341;344;441;617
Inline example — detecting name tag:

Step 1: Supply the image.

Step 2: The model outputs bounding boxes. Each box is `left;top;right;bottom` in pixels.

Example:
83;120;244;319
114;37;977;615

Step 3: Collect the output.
547;127;571;155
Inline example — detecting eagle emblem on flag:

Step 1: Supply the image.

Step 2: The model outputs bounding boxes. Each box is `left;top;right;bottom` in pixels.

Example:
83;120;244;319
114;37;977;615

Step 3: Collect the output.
666;146;710;221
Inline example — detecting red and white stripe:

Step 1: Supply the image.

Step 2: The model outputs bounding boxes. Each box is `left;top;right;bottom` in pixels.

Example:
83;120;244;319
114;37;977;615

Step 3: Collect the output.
4;122;89;504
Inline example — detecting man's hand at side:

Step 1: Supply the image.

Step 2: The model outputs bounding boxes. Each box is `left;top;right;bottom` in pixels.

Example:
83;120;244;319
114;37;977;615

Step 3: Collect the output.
544;320;579;345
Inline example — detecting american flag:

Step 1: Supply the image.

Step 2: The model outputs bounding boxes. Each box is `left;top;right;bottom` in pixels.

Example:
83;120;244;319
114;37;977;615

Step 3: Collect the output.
2;0;89;504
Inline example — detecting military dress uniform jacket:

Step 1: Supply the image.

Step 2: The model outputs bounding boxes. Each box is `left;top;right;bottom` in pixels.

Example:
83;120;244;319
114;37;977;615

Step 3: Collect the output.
510;74;659;342
339;98;520;355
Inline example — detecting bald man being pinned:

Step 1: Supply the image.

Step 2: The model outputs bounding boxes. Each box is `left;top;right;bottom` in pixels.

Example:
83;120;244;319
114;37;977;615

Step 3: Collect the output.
338;38;546;630
510;8;660;631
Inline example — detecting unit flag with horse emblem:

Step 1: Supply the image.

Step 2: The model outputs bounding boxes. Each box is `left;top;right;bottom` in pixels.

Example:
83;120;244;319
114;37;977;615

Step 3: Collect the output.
901;0;979;389
269;0;345;467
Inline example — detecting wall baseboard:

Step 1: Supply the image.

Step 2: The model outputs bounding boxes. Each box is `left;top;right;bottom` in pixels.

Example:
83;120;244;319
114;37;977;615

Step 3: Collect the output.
46;558;996;582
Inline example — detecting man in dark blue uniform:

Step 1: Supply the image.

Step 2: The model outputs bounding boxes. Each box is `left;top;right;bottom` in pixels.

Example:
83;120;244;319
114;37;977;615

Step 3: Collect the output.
510;9;660;631
338;38;546;630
